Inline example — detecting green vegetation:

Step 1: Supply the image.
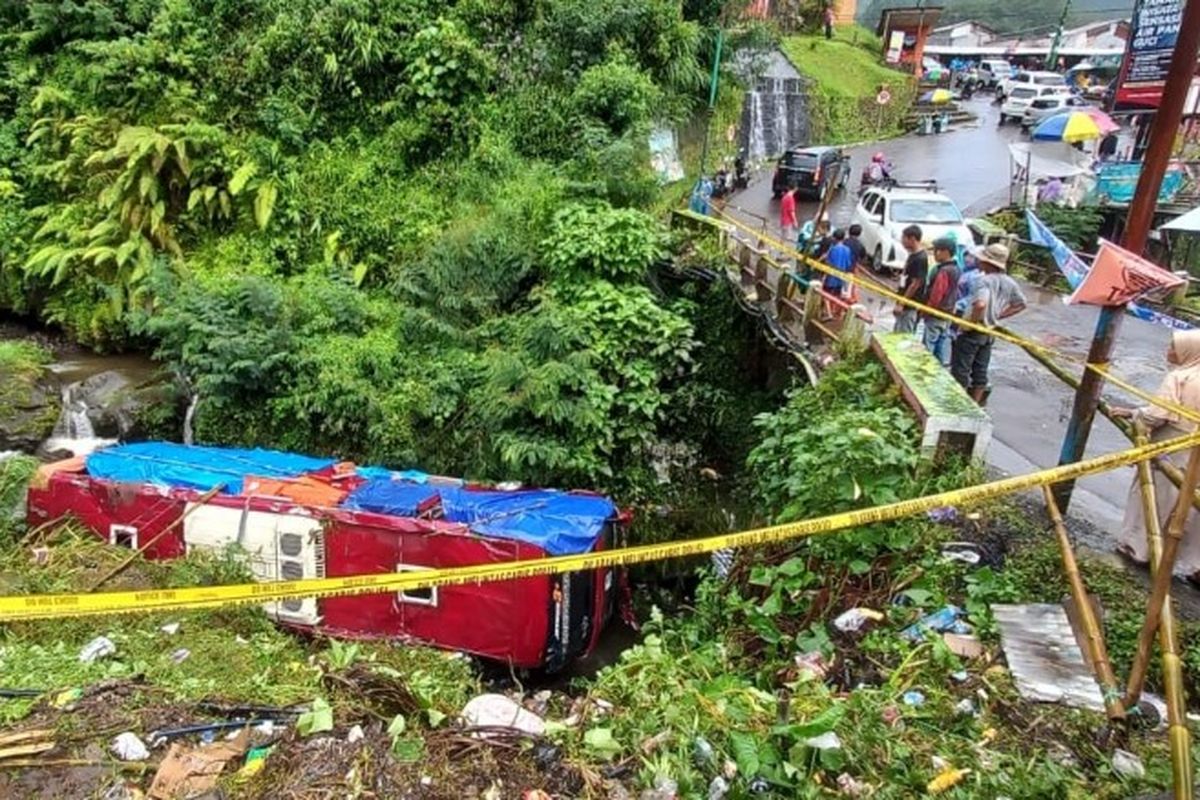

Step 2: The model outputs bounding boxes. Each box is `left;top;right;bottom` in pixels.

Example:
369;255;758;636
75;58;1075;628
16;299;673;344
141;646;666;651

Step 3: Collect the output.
0;341;59;450
781;27;916;143
0;0;771;499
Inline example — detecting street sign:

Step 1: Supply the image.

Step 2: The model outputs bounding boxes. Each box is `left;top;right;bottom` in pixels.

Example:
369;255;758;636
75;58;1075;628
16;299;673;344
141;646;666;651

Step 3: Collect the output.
1115;0;1184;109
876;89;892;105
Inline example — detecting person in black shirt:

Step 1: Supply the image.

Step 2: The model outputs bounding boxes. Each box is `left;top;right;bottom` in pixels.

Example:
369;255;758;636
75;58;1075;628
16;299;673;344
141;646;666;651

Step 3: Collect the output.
845;223;868;270
893;225;927;334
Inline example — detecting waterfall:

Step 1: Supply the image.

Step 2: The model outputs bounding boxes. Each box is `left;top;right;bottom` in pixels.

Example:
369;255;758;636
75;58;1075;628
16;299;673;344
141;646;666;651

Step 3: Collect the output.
42;381;116;457
738;51;810;165
183;392;198;445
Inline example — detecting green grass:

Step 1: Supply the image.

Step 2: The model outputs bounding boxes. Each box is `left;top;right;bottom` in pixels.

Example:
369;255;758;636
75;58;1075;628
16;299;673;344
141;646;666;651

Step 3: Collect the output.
779;25;917;143
781;25;906;99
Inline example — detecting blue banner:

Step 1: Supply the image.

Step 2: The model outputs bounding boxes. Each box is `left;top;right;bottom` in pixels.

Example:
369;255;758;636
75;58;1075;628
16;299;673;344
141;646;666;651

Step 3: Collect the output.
1025;209;1192;332
1092;161;1186;204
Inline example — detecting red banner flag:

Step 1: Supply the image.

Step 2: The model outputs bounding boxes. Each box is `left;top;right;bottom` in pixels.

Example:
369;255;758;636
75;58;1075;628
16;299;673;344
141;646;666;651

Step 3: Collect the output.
1066;239;1185;307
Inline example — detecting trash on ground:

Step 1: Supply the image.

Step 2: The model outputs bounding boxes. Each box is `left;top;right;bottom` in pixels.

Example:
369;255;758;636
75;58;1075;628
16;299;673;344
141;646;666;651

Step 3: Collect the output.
940;541;983;565
1111;748;1145;779
927;507;957;523
169;648;190;664
833;607;884;632
1132;692;1168;731
837;773;870;796
111;732;150;761
639;775;679;800
881;705;902;726
79;636;117;663
927;767;970;794
803;731;842;750
953;699;975;717
236;746;271;781
523;790;552;800
794;650;832;681
51;688;83;709
902;691;925;707
992;603;1105;712
942;633;982;659
748;776;770;793
707;776;730;800
148;730;250;799
461;693;546;736
722;759;738;779
160;623;181;635
950;670;969;683
901;606;969;642
346;724;364;743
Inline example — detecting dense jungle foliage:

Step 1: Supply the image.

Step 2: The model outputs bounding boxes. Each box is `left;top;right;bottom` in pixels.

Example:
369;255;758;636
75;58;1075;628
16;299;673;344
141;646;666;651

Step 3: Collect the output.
0;0;781;496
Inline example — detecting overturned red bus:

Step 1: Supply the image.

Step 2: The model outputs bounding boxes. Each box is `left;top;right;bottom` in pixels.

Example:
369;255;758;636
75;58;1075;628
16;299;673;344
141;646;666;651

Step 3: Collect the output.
26;442;624;670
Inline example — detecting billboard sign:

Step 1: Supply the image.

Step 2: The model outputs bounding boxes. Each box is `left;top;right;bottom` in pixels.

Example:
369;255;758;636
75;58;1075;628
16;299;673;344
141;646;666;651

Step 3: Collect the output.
1115;0;1184;108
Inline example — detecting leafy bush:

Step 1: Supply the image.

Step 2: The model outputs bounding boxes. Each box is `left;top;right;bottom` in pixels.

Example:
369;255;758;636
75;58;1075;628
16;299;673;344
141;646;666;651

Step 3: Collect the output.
571;56;661;137
541;202;667;284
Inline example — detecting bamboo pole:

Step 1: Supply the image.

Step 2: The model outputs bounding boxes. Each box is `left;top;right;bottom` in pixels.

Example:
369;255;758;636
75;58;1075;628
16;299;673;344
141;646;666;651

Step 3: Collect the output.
1124;446;1200;714
1130;424;1193;799
88;483;225;591
1042;485;1125;720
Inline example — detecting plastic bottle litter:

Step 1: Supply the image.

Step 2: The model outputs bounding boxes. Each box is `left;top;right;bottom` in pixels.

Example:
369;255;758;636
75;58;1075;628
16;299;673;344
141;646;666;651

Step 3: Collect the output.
707;776;730;800
79;636;116;664
833;608;884;633
1112;749;1145;779
110;732;149;761
953;698;975;717
901;691;925;707
901;606;967;642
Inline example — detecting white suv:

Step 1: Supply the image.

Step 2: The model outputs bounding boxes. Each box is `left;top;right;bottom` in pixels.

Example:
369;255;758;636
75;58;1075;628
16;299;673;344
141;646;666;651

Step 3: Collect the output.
998;70;1065;101
1001;85;1073;124
852;183;975;273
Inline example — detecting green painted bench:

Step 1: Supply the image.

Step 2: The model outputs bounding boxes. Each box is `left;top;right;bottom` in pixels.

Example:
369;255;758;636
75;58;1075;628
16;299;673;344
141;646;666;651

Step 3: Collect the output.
871;332;992;462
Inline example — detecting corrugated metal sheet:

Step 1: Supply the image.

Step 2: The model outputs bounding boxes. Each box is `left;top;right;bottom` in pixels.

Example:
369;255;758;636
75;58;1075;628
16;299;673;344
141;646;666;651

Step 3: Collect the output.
993;603;1106;712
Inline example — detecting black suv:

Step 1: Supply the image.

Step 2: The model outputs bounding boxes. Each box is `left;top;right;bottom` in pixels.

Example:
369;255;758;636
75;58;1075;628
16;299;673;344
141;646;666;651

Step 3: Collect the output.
771;146;850;199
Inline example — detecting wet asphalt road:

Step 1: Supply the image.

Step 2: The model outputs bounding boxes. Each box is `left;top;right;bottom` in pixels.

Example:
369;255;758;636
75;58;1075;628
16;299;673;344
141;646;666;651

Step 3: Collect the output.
729;96;1171;545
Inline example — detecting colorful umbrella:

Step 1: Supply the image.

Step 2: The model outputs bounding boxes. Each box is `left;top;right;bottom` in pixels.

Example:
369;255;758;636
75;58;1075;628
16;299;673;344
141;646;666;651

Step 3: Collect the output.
919;88;952;104
1031;111;1103;143
1079;106;1119;135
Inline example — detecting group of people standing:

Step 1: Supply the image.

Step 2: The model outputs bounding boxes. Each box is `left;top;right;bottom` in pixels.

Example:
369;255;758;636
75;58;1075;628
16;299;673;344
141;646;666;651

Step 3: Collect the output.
892;226;1027;405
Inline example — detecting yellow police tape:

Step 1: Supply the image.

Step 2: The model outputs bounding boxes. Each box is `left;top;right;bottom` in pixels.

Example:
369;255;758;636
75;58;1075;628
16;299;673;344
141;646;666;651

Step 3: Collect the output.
707;206;1200;426
2;430;1198;622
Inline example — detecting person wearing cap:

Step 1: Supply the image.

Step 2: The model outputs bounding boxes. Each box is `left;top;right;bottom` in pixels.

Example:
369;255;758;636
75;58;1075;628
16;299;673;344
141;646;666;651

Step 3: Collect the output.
951;242;1027;405
922;237;961;366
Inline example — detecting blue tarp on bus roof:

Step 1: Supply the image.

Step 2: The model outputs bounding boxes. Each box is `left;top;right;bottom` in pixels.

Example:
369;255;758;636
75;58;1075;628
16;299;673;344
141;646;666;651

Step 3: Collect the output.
86;442;335;494
343;479;615;556
342;480;441;517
